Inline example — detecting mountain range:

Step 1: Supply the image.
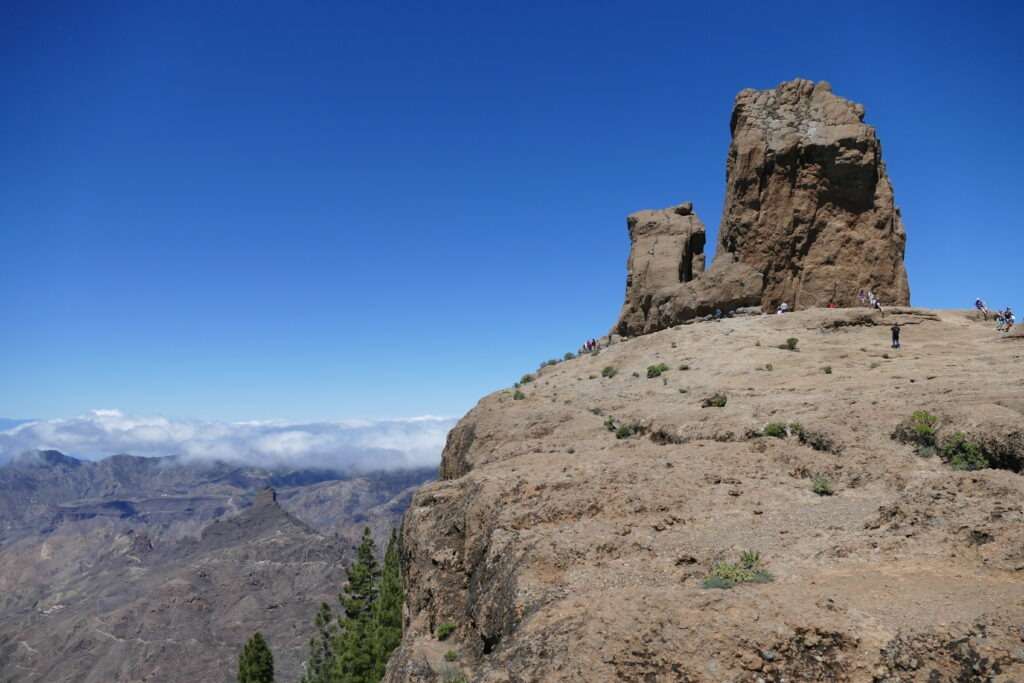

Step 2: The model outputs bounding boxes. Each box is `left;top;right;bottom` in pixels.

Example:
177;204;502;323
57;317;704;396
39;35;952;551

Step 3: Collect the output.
0;450;434;683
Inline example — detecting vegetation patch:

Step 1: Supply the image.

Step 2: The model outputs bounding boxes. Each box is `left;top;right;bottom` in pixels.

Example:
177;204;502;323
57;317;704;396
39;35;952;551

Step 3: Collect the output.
601;366;618;378
940;432;988;471
793;424;842;454
520;373;535;384
615;425;637;440
702;393;728;408
647;363;670;378
891;412;1021;472
702;550;773;589
822;366;832;374
512;390;525;401
751;422;842;453
812;474;834;496
891;410;938;452
779;337;799;351
436;622;456;641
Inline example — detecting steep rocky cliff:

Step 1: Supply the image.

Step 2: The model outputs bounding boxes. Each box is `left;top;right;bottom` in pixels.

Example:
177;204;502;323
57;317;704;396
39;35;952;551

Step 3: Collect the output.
386;308;1023;682
616;79;910;336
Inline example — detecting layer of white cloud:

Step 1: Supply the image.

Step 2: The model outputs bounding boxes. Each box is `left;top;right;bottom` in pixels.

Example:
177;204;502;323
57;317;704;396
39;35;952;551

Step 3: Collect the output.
0;410;457;471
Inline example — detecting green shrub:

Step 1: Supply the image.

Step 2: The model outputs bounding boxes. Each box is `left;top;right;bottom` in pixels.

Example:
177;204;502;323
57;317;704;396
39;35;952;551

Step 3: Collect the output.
631;371;640;378
436;622;456;641
702;551;773;589
822;366;832;374
604;416;616;432
892;410;938;450
647;363;670;378
796;427;840;454
702;393;728;408
781;337;799;351
444;650;458;662
601;366;617;378
940;432;988;471
812;475;834;496
615;425;635;439
563;352;575;361
512;390;525;401
765;363;774;371
520;373;535;384
761;422;788;439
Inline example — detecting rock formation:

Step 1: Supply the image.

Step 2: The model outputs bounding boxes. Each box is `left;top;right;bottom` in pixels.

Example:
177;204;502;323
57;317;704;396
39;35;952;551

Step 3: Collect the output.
616;79;910;336
614;202;763;335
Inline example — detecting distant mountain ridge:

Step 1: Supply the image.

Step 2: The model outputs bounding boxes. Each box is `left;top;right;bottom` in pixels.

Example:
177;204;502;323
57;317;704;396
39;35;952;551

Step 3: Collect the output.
0;449;436;682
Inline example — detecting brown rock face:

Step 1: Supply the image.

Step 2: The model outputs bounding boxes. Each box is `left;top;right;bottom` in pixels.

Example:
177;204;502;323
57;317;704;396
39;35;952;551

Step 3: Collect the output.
615;79;910;335
614;203;763;335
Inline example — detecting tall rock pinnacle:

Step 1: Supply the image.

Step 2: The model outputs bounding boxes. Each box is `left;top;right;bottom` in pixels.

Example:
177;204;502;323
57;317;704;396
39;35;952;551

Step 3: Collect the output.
615;79;910;336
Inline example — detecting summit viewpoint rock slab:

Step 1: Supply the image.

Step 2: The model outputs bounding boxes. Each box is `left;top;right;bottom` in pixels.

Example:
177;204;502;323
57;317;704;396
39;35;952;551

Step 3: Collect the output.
616;79;910;336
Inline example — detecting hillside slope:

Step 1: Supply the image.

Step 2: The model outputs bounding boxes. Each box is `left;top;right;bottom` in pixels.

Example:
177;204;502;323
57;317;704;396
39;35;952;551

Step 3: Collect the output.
386;308;1024;682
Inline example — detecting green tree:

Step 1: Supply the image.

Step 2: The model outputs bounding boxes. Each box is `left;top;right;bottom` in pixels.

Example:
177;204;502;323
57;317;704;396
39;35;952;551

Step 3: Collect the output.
331;527;381;683
300;602;335;683
371;529;403;680
238;632;275;683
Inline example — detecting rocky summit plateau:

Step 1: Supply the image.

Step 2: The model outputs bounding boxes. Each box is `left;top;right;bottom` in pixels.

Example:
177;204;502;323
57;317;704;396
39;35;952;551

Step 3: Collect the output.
616;79;910;336
387;307;1024;682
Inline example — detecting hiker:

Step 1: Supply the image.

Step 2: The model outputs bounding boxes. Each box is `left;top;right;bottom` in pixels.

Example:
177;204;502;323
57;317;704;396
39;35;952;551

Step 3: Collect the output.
1006;308;1016;333
777;302;789;315
975;298;989;319
891;323;901;349
713;307;723;320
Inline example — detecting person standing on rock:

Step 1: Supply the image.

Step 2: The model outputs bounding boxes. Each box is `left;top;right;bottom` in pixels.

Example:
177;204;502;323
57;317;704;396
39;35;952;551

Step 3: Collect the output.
891;323;901;349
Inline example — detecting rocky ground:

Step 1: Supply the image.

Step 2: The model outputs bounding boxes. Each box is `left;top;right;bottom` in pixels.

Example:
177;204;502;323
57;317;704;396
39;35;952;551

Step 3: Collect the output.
385;307;1024;682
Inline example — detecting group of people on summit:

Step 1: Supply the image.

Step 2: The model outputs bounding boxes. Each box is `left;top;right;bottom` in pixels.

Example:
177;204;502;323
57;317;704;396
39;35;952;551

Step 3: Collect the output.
857;289;885;312
975;298;1015;333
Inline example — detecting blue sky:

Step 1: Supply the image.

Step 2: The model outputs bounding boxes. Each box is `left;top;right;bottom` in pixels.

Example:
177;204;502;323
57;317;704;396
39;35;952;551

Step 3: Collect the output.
2;1;1021;423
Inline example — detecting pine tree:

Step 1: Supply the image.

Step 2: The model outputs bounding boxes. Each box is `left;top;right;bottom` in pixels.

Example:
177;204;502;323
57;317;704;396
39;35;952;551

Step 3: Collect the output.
300;602;335;683
371;529;403;680
331;527;381;683
238;632;275;683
